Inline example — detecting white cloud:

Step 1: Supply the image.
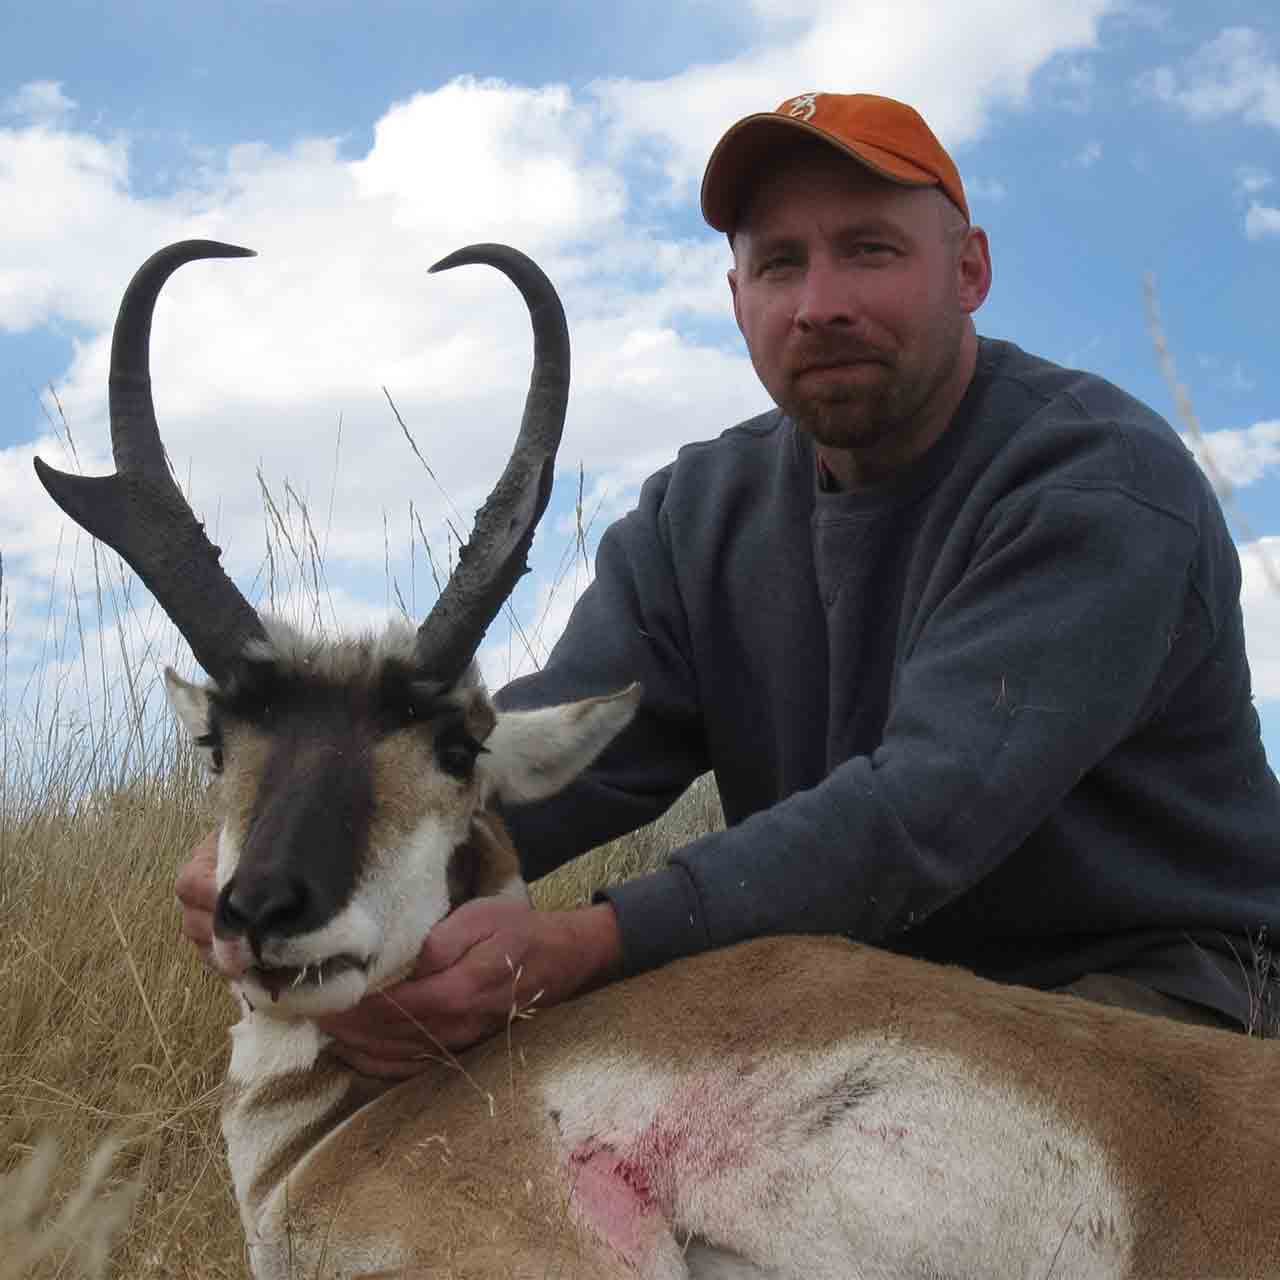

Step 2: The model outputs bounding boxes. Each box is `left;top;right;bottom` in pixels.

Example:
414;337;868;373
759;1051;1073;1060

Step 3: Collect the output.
1182;420;1280;492
1245;200;1280;240
350;78;626;252
3;80;76;122
1239;537;1280;702
1236;165;1273;196
1046;57;1097;113
1071;140;1103;168
1138;26;1280;130
593;0;1111;200
0;125;138;332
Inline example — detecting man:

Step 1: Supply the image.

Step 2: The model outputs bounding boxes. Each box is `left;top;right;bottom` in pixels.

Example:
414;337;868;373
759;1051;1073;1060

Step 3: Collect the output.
179;93;1280;1072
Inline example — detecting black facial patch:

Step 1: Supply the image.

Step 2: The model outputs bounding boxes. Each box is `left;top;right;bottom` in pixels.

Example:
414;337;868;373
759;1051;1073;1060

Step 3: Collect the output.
373;659;474;740
218;652;289;724
215;671;378;950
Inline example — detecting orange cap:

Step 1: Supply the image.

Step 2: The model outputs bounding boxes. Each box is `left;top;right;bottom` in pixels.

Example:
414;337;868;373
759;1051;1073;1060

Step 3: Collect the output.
701;92;969;232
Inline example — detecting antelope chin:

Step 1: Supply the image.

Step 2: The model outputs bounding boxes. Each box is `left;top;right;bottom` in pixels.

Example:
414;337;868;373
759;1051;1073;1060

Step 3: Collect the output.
238;953;370;1018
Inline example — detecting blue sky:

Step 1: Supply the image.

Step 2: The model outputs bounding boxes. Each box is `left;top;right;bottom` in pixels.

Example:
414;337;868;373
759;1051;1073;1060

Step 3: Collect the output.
2;0;1278;772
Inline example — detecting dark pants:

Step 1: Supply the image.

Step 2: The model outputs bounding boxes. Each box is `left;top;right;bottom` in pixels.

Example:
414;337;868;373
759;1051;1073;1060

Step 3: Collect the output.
1056;973;1239;1031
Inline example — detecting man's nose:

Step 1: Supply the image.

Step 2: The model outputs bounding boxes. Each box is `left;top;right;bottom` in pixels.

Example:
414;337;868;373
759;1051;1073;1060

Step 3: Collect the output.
795;260;854;331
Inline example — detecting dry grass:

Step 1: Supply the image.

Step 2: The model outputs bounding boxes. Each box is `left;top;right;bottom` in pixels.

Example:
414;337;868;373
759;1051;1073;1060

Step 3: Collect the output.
0;760;244;1277
0;746;719;1278
1;1137;139;1280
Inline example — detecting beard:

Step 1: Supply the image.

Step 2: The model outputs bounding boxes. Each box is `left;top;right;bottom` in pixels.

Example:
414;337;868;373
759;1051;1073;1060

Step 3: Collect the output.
777;323;964;454
784;369;909;451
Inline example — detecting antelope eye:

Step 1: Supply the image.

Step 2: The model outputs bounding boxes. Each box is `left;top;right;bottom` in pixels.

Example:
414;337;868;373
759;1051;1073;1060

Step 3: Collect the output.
194;732;224;773
435;733;482;780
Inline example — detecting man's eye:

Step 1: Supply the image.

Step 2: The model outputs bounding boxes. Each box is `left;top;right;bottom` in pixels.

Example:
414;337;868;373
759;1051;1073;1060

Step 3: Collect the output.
758;256;796;277
850;243;896;260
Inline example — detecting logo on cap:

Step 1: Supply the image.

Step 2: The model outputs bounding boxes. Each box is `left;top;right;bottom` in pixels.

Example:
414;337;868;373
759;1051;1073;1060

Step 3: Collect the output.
782;93;818;122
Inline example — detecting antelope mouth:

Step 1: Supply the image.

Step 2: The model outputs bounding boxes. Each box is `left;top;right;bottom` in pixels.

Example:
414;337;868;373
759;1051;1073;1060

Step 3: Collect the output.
249;954;367;1002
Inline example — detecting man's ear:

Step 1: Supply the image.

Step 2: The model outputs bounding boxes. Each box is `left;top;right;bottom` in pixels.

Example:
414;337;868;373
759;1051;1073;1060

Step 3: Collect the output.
480;684;641;805
727;265;742;333
956;226;992;315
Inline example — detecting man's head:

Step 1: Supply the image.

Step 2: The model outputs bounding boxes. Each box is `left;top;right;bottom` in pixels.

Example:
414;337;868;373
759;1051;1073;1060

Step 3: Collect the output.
703;93;992;486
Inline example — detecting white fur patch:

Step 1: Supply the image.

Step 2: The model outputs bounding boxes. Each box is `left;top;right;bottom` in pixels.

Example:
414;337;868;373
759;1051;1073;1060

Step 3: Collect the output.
223;1016;330;1230
227;1010;326;1085
543;1040;1134;1279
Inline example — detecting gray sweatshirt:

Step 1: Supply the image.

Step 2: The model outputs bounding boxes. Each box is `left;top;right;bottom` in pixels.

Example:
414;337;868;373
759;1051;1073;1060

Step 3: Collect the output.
498;338;1280;1027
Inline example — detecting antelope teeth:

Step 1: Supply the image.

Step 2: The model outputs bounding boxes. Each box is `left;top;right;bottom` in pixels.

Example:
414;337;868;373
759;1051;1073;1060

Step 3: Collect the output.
249;954;367;1002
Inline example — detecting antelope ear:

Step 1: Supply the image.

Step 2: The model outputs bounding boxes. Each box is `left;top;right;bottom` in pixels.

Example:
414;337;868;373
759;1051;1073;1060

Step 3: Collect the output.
164;667;221;772
164;667;211;737
480;684;641;805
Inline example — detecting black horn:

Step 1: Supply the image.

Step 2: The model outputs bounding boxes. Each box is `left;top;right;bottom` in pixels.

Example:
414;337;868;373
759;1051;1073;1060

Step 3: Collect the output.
34;240;267;683
414;244;570;684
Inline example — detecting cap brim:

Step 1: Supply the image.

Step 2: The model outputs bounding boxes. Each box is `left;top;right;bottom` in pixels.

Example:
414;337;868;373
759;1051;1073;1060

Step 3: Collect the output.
700;113;937;233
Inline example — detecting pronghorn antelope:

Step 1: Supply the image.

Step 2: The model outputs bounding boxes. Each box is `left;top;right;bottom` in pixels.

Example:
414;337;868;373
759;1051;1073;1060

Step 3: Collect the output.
37;241;1279;1280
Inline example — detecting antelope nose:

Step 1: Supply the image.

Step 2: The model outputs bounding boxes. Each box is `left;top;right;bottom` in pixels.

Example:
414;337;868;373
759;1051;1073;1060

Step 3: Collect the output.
215;871;310;953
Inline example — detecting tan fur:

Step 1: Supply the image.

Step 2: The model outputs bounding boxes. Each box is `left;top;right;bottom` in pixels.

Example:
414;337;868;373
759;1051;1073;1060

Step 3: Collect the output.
252;935;1280;1279
219;725;273;841
245;1054;384;1208
468;813;521;897
367;727;475;855
447;815;522;908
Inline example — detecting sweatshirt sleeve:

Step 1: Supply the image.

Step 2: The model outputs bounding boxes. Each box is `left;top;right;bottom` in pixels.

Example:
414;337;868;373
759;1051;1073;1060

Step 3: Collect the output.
602;481;1213;975
496;464;710;881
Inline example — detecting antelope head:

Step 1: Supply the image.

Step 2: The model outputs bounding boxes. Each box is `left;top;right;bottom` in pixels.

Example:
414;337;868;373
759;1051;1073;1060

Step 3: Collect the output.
35;240;638;1020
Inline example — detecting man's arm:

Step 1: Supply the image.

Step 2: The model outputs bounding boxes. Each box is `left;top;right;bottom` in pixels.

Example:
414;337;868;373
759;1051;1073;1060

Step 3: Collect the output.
542;480;1228;974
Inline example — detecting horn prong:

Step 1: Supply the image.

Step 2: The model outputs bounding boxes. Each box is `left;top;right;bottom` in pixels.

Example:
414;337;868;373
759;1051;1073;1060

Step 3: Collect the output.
34;240;266;682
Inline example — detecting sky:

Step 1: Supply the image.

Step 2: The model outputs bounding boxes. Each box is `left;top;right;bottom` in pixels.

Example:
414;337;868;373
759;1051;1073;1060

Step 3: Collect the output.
1;0;1278;781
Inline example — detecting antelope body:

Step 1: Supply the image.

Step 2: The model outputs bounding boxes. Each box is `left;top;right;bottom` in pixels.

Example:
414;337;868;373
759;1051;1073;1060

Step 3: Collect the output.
36;242;1280;1280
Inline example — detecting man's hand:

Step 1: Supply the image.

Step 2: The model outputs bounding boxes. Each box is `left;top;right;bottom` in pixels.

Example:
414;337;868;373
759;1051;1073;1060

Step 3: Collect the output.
318;898;623;1079
176;829;219;969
